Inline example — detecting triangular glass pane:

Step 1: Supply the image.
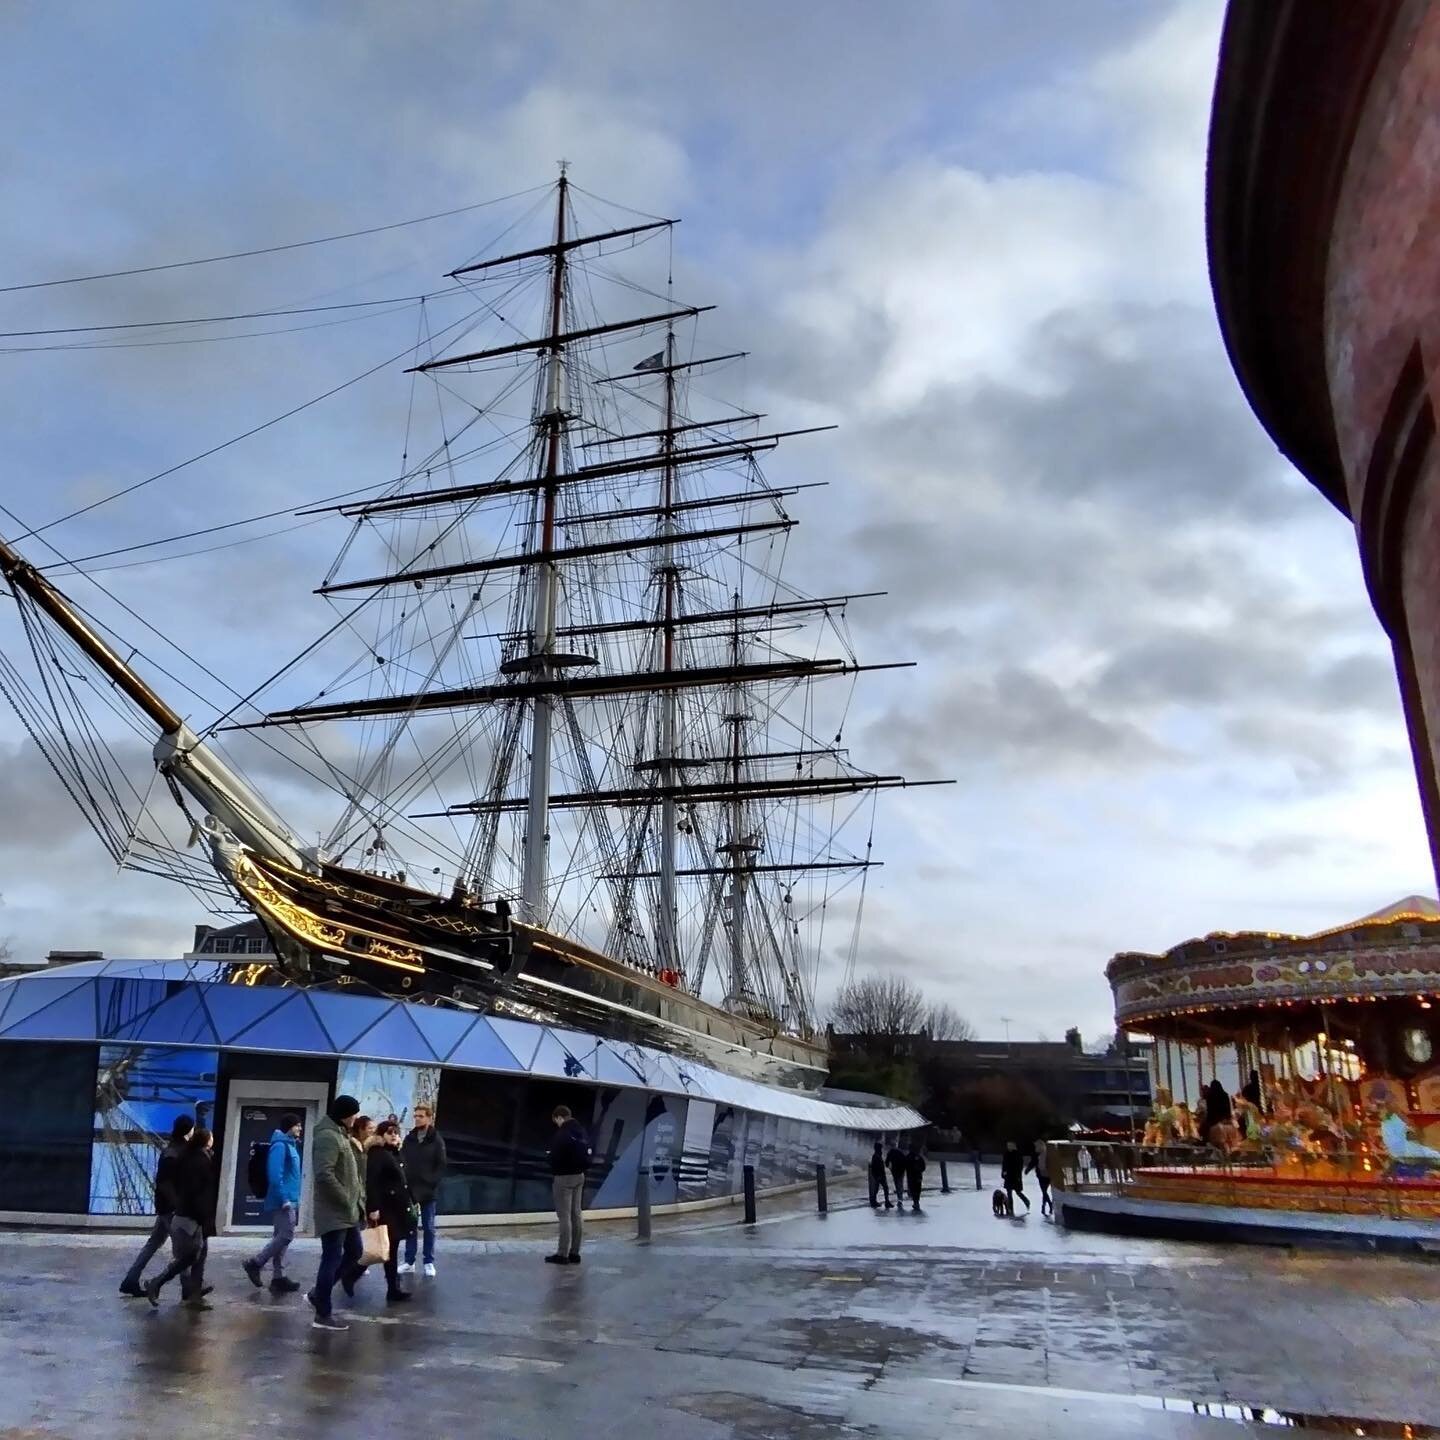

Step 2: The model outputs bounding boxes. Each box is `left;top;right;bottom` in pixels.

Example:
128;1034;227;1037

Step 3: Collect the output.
483;1015;543;1069
348;1004;433;1066
447;1018;530;1073
2;981;97;1041
593;1040;655;1088
308;991;390;1053
111;986;217;1047
205;984;295;1044
228;992;334;1055
528;1027;600;1082
0;977;90;1036
95;978;169;1038
408;1005;478;1063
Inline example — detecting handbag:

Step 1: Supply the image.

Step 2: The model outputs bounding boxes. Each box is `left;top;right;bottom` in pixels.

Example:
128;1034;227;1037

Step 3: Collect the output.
359;1221;391;1268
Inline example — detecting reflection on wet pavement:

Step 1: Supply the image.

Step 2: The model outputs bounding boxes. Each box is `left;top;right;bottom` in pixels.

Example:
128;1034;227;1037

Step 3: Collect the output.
0;1181;1436;1437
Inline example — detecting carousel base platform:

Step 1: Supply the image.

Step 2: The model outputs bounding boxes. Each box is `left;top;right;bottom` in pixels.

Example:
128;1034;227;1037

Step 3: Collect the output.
1056;1188;1440;1256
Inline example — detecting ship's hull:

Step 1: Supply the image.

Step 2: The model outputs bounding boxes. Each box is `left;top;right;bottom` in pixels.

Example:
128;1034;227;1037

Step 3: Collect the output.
226;850;829;1090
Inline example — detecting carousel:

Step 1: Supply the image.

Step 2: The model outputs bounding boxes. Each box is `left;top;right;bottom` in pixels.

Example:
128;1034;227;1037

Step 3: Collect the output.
1103;896;1440;1222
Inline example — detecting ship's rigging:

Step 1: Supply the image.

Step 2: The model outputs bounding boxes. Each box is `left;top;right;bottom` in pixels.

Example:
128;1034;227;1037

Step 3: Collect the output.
0;174;950;1042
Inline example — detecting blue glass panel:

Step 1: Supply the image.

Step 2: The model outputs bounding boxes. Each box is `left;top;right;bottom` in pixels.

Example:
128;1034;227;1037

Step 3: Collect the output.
95;978;168;1038
307;991;392;1053
111;986;217;1047
482;1016;543;1069
407;1004;478;1063
0;982;18;1031
527;1027;599;1081
347;1004;433;1065
203;984;295;1044
2;982;98;1041
239;993;335;1054
447;1018;529;1073
0;978;91;1037
592;1041;653;1088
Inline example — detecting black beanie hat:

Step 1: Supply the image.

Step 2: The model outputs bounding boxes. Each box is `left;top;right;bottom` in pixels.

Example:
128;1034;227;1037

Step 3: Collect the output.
329;1094;361;1122
279;1112;301;1132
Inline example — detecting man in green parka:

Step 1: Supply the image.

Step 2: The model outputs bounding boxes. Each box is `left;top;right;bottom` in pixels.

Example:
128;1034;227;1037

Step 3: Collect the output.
307;1094;367;1332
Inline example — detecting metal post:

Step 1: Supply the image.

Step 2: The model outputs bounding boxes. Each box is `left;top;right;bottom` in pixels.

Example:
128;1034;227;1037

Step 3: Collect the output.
940;1159;951;1194
636;1164;652;1241
972;1149;982;1190
742;1163;756;1224
815;1163;828;1214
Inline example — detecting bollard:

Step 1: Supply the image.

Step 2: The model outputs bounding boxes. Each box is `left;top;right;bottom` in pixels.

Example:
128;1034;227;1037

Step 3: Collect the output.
742;1163;757;1224
636;1166;652;1241
939;1159;951;1194
972;1150;982;1191
816;1163;828;1214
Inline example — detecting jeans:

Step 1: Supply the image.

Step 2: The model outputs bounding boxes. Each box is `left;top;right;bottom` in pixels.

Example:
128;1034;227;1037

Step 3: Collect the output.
121;1214;171;1289
553;1173;584;1257
403;1200;437;1266
312;1226;363;1318
250;1203;296;1277
151;1216;207;1299
867;1170;890;1206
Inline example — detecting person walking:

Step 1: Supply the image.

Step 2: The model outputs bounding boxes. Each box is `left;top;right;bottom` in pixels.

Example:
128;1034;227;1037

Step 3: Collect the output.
366;1121;413;1304
119;1114;192;1297
905;1144;927;1211
1000;1139;1031;1213
867;1140;892;1208
886;1140;907;1211
1033;1137;1053;1217
307;1095;367;1332
546;1104;591;1265
242;1113;303;1294
144;1127;217;1309
399;1102;447;1278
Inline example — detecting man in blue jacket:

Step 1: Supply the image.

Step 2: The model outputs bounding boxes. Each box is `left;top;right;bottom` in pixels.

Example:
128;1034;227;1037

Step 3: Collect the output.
242;1113;303;1294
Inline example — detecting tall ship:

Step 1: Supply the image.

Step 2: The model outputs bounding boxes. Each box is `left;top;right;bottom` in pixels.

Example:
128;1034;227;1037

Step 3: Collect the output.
0;175;943;1092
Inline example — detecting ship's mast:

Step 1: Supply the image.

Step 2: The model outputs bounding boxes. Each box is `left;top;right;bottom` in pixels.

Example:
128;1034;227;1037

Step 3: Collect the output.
723;591;757;1004
522;172;570;924
656;326;679;974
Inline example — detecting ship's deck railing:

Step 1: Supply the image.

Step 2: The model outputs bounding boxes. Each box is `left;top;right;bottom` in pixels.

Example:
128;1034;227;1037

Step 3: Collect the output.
1046;1140;1440;1221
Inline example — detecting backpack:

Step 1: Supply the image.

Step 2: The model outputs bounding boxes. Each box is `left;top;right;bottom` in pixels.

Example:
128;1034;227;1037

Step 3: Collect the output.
246;1141;270;1199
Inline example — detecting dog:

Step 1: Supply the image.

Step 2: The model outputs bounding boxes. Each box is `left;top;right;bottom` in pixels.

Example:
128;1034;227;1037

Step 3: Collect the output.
992;1187;1013;1218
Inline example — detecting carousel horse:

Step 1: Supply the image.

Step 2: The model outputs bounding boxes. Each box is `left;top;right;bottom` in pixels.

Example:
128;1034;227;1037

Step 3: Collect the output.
1379;1108;1440;1175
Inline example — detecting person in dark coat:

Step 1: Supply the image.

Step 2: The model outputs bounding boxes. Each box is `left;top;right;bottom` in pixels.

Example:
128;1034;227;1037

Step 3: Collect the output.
119;1113;193;1297
867;1141;892;1208
1000;1139;1031;1213
886;1141;907;1211
145;1127;217;1308
366;1121;413;1303
400;1102;447;1277
905;1145;927;1210
547;1105;591;1264
1241;1069;1263;1112
1203;1079;1232;1141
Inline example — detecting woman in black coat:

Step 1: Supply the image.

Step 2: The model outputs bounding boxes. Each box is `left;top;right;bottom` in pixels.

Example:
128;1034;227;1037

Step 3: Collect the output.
367;1121;413;1302
145;1127;217;1307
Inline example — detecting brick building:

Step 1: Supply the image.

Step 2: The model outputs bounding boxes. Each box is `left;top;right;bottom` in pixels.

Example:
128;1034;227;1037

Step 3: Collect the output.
1208;1;1440;881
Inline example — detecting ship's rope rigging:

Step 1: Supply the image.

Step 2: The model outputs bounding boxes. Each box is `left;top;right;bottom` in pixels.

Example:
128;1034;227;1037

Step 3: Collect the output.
0;178;939;1037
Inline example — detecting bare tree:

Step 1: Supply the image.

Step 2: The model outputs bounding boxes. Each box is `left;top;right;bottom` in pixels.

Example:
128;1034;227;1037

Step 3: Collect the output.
0;891;11;964
830;972;926;1041
923;1001;974;1043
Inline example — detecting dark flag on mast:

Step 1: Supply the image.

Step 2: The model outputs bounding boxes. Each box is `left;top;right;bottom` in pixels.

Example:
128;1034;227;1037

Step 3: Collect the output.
633;350;666;371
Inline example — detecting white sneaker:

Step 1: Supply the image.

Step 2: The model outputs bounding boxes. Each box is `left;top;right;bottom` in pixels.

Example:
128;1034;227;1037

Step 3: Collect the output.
423;1263;436;1278
397;1262;415;1275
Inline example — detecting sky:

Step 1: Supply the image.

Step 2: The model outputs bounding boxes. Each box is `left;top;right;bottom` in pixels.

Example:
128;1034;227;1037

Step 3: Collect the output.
0;1;1432;1044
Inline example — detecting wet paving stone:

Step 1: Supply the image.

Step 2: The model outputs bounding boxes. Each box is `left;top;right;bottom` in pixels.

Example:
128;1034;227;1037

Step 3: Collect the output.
0;1184;1437;1436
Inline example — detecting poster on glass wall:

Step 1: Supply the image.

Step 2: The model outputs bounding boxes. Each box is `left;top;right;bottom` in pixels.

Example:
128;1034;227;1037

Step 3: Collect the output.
89;1044;219;1215
336;1058;440;1129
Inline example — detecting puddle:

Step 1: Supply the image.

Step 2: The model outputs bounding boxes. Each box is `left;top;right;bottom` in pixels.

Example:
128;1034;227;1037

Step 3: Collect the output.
923;1375;1433;1434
